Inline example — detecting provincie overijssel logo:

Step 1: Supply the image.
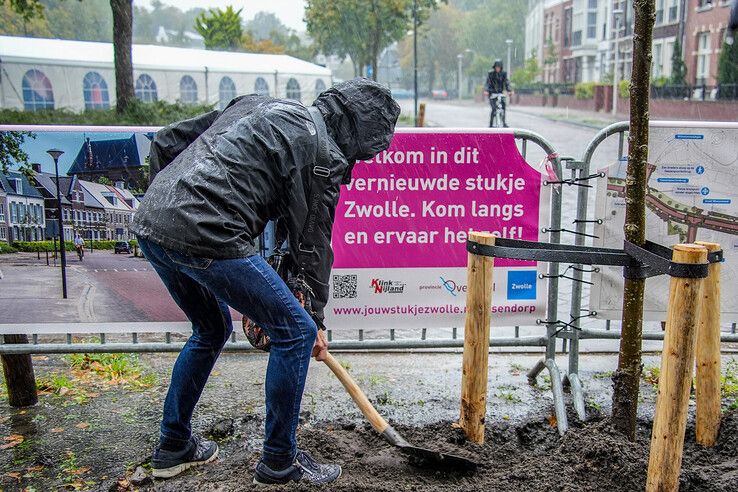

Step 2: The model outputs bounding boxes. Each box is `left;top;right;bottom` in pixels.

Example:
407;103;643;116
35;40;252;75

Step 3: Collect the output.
371;279;406;294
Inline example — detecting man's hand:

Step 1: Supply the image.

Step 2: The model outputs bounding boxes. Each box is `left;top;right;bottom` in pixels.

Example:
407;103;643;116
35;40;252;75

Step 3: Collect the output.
312;329;328;361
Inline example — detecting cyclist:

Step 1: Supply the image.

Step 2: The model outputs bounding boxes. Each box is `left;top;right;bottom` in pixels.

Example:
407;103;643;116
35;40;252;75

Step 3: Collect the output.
484;60;512;127
73;233;85;260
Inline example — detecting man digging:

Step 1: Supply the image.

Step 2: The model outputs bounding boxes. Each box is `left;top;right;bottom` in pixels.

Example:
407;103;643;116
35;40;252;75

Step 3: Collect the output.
131;78;400;485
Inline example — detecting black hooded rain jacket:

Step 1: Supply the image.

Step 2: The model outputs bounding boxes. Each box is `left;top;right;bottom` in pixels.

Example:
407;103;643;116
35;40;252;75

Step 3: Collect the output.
131;78;401;328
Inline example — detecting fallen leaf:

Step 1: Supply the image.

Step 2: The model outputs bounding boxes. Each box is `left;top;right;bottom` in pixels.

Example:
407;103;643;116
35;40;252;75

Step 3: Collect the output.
26;465;45;473
85;392;100;398
18;410;27;415
0;434;24;449
58;387;70;396
51;427;65;433
32;355;49;361
3;471;21;481
71;466;91;475
547;415;558;428
211;371;221;377
75;422;90;430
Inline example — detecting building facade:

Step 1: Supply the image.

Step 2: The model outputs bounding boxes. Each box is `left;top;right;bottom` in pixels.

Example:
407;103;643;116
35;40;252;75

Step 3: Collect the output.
32;169;74;241
528;0;730;87
77;180;136;241
684;0;733;86
0;171;46;242
66;134;152;191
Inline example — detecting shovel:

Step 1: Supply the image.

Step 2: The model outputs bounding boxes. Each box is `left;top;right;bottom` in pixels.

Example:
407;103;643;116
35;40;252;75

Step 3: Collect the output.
322;352;478;472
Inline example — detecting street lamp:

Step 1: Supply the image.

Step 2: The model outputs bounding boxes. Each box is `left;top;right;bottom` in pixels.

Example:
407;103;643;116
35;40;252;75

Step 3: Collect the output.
46;148;68;299
612;9;624;116
506;39;513;77
457;49;473;100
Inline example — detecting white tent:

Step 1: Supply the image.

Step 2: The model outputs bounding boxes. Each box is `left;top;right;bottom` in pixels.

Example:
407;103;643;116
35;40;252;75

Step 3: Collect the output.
0;36;333;111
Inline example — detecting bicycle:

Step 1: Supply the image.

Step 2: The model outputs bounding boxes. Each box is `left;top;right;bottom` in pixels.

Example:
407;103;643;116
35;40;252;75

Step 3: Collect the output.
488;93;506;128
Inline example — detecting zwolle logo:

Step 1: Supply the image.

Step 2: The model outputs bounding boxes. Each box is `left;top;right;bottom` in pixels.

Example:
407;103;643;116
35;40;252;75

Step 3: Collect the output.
440;276;467;297
371;279;405;294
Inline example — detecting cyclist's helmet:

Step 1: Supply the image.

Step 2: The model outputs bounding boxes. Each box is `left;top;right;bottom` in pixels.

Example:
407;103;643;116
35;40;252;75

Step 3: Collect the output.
493;59;503;70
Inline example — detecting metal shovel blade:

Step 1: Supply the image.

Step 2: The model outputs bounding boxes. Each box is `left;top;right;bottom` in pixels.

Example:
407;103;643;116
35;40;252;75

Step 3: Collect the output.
382;426;478;472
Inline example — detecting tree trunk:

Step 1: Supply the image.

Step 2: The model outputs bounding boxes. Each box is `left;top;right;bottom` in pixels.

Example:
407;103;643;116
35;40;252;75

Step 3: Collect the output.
611;0;655;441
1;335;38;408
110;0;135;113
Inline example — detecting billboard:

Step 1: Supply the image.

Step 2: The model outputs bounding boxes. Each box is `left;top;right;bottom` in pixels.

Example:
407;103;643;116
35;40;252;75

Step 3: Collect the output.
1;127;551;328
590;123;738;321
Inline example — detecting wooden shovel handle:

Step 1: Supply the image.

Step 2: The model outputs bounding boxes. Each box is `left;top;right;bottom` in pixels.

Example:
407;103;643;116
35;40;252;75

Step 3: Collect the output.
322;352;389;434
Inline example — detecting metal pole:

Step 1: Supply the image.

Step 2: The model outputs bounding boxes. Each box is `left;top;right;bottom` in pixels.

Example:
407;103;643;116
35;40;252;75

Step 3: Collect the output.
612;13;622;116
52;157;68;299
413;0;418;127
506;39;513;78
457;53;463;100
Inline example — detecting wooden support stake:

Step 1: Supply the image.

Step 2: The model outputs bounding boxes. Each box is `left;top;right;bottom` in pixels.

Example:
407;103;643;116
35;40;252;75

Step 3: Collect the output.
694;241;722;447
418;103;426;128
458;231;495;444
646;244;708;492
1;334;38;408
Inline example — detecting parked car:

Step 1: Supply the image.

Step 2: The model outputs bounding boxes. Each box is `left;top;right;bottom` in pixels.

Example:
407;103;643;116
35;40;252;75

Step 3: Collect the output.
391;88;415;99
431;89;449;100
114;241;131;254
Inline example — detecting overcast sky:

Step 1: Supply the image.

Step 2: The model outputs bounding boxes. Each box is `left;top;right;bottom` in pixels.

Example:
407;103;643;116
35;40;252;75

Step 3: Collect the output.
134;0;308;32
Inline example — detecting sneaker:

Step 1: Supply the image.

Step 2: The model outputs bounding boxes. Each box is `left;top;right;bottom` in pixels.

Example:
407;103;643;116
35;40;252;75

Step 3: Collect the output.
253;449;342;485
151;436;219;479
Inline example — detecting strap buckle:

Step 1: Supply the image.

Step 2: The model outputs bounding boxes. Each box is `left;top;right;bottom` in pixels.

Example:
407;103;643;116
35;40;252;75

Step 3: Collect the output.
313;166;330;178
298;244;316;255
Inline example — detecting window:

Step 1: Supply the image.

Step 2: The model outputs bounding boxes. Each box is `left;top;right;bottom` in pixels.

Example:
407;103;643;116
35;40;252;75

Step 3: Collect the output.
0;203;4;221
696;32;711;84
587;12;597;39
179;75;198;104
315;79;326;97
668;0;678;22
135;74;158;102
254;77;270;96
697;0;712;8
0;227;6;241
656;0;664;24
286;78;301;101
22;69;54;111
83;72;110;110
573;30;582;46
563;8;572;47
653;43;663;78
219;77;237;110
588;0;597;7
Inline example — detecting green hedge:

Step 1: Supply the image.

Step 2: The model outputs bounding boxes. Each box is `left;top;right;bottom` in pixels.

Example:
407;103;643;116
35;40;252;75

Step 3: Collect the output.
0;99;214;126
575;82;597;99
10;239;138;252
618;79;631;99
0;242;18;254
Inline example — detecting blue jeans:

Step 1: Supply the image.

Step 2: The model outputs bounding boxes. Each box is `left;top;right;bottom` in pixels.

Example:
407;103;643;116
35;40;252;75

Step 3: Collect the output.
137;237;317;468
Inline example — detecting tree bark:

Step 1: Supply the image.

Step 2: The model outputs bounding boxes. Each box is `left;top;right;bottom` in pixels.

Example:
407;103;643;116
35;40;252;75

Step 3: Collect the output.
611;0;656;440
1;335;38;408
110;0;135;113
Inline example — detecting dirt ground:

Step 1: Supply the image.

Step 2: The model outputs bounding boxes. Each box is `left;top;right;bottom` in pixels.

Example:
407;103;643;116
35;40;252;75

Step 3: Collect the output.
1;352;737;491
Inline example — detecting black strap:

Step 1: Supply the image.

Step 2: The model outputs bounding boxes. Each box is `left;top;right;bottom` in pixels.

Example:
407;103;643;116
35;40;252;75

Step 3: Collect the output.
295;107;333;273
466;237;721;279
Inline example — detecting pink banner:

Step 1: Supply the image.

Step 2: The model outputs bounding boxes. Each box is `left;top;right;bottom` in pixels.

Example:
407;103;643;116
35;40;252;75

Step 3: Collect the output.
332;131;543;268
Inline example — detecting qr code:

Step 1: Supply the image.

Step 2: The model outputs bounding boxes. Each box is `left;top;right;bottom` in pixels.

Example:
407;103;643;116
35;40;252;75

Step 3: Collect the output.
333;274;358;299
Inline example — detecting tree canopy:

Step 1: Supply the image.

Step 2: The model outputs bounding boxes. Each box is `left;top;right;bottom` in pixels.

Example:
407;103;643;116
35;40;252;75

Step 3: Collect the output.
194;6;243;51
306;0;443;80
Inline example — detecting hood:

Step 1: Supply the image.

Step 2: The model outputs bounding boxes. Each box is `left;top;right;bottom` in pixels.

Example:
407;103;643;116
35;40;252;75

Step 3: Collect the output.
312;78;400;180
